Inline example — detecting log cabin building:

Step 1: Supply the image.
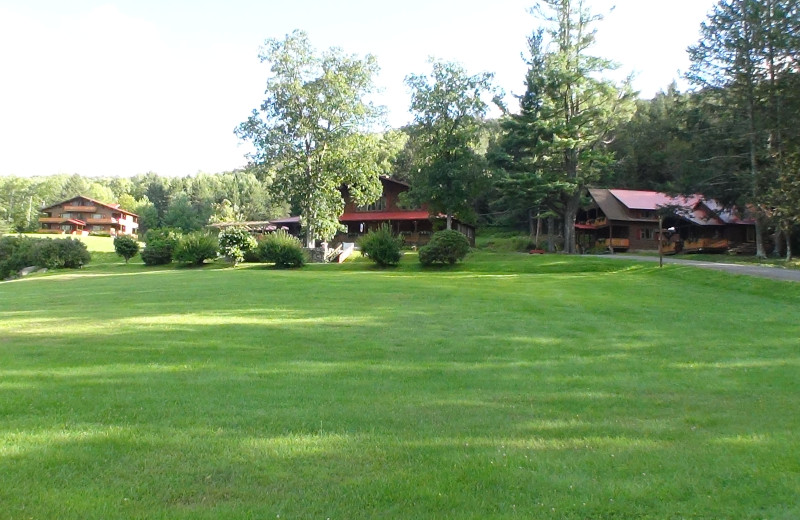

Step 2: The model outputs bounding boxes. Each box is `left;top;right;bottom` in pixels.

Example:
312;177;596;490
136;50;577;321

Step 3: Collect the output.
38;196;139;237
270;177;475;247
576;188;755;253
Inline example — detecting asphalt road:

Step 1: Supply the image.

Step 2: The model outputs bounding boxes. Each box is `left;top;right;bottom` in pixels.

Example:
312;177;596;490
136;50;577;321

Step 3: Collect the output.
597;254;800;282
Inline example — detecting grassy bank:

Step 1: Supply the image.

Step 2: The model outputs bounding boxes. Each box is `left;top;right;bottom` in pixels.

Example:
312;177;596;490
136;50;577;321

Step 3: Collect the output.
1;253;799;518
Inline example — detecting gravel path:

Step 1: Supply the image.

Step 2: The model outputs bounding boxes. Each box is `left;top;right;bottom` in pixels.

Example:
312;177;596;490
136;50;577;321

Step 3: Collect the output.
596;254;800;282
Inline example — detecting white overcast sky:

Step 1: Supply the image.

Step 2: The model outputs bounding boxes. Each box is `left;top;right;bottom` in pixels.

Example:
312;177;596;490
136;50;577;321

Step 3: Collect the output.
0;0;718;178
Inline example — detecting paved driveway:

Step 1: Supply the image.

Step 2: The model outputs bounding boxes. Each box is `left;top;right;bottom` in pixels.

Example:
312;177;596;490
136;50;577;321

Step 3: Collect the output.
596;254;800;282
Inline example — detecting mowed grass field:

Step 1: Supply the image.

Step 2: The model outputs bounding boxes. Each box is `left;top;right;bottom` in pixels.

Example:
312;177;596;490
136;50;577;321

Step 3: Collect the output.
1;250;799;519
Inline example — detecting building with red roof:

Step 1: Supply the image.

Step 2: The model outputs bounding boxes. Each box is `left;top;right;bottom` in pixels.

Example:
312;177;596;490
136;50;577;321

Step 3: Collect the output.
268;177;475;247
38;195;139;237
577;188;754;253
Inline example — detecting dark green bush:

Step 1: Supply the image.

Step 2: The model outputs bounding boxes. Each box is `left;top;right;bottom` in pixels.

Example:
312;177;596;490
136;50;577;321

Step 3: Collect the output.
218;226;257;266
419;230;471;266
243;246;261;263
113;235;140;263
0;236;90;278
141;228;182;266
257;230;306;268
358;225;403;266
174;232;219;266
51;239;91;268
0;236;34;278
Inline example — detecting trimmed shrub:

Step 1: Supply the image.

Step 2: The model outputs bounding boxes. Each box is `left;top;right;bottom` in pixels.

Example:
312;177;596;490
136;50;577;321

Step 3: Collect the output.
218;226;257;266
174;232;219;266
0;236;34;278
0;236;90;278
243;246;261;263
257;230;306;268
358;225;403;266
52;239;91;268
113;235;140;263
419;230;471;266
141;228;182;266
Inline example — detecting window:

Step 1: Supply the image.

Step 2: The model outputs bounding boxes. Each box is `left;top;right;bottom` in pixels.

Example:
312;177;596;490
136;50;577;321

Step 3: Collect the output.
93;213;103;219
357;197;386;212
61;224;72;231
640;228;655;240
61;212;72;218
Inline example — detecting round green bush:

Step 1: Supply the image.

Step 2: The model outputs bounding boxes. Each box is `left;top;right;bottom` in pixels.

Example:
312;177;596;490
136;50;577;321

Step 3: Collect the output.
113;235;140;263
174;232;219;266
257;230;306;268
218;226;257;266
358;225;403;266
419;229;471;266
141;228;182;266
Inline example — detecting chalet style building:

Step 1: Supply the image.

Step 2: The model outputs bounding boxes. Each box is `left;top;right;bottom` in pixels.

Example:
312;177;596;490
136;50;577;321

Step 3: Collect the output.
270;177;476;246
576;188;755;253
38;196;139;237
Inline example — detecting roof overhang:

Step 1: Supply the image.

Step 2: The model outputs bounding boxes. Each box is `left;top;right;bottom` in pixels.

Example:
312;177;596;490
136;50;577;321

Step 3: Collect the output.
340;211;431;222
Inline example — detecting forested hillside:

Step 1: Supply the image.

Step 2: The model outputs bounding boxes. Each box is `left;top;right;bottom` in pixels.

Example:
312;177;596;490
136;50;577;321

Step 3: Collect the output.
2;0;798;256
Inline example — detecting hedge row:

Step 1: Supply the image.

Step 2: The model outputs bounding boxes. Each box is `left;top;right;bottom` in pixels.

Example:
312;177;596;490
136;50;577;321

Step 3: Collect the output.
0;236;91;279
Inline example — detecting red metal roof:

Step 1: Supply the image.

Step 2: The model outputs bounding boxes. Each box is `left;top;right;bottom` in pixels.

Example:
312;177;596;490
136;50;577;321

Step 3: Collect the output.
339;211;431;222
587;189;752;227
608;189;702;210
63;218;86;226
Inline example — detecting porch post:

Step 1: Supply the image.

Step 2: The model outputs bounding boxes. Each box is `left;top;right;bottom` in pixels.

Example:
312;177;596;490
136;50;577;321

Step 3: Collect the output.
658;215;663;268
609;224;614;254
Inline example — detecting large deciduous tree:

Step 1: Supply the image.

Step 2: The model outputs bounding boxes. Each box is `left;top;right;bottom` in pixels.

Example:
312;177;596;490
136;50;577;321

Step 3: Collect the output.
403;60;496;229
500;0;635;253
236;30;385;247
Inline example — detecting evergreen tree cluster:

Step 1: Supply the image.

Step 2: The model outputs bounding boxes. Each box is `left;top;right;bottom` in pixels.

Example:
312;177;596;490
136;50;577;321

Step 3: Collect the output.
2;1;798;256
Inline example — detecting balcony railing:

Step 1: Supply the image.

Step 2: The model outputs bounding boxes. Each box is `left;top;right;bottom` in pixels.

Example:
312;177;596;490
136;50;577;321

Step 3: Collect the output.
86;217;118;225
683;238;729;251
596;238;630;249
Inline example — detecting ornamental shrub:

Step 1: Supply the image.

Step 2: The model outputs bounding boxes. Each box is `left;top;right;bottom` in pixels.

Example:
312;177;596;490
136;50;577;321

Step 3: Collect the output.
358;225;403;266
419;229;471;266
218;226;257;266
257;230;305;268
0;236;34;278
113;235;140;263
173;232;219;266
30;238;90;270
141;228;182;266
0;236;90;278
54;238;91;268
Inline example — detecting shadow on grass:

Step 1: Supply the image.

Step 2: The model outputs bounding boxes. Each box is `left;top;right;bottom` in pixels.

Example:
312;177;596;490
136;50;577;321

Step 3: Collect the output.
2;255;800;518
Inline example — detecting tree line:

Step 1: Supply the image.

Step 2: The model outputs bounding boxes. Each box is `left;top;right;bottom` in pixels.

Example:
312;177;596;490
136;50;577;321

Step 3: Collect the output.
2;1;799;257
0;169;289;237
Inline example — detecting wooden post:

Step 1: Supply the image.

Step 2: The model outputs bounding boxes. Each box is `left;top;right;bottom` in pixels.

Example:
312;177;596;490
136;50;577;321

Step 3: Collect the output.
658;215;663;268
609;223;614;254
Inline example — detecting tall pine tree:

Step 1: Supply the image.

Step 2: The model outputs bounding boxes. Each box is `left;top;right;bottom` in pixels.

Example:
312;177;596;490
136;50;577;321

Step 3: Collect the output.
497;0;634;253
688;0;800;258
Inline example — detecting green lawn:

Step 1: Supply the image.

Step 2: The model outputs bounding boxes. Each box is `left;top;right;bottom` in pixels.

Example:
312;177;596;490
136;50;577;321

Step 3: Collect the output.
1;252;799;519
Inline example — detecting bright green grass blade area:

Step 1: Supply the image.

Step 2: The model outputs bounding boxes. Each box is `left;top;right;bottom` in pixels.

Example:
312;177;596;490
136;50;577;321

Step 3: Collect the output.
1;254;799;519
